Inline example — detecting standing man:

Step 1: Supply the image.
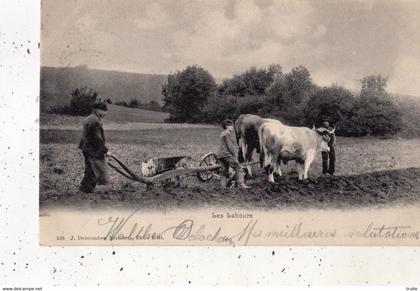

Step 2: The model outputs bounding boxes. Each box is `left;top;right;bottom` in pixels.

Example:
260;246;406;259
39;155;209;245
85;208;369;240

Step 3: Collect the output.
217;119;250;189
78;101;110;193
319;120;336;175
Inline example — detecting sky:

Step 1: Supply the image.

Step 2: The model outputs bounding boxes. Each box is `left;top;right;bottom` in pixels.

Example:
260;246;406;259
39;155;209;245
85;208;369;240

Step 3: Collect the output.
42;0;420;96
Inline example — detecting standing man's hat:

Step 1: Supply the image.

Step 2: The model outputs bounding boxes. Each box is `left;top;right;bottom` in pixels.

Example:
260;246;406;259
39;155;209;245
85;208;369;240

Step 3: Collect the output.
322;119;331;126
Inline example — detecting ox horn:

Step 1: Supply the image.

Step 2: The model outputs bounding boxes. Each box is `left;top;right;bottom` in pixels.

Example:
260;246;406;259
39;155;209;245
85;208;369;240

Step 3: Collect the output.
328;126;336;134
312;124;315;130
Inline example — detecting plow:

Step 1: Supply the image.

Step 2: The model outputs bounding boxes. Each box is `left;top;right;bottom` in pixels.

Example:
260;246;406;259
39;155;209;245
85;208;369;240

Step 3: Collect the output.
107;153;258;187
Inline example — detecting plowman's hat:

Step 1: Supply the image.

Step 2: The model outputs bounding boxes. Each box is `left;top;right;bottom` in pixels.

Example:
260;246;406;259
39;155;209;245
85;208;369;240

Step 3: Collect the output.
222;119;234;128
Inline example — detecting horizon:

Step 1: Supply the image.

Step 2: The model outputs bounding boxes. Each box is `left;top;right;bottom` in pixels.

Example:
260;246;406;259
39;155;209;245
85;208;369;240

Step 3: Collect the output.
41;64;420;98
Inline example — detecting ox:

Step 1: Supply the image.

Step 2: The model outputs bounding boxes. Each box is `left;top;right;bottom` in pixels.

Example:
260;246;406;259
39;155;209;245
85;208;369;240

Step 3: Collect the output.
259;119;334;182
234;114;269;176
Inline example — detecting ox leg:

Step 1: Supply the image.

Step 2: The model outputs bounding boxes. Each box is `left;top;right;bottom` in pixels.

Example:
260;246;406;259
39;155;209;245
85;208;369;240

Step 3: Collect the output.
241;142;252;177
237;149;244;164
275;162;282;177
267;166;274;183
264;154;275;183
297;162;304;180
303;150;315;180
245;147;253;177
268;151;280;183
265;162;274;183
259;149;265;168
246;164;252;177
237;139;245;164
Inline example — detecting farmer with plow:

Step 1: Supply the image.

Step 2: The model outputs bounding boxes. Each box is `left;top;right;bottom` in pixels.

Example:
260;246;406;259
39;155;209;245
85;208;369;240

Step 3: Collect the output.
78;101;110;193
217;119;251;189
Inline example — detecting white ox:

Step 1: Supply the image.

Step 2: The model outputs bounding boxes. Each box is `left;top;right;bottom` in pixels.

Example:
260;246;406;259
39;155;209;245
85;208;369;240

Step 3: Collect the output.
259;119;334;182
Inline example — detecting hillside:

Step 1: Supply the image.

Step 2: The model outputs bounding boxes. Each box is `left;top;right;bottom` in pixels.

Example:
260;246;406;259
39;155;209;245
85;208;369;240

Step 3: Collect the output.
105;104;169;123
40;66;168;111
40;104;169;125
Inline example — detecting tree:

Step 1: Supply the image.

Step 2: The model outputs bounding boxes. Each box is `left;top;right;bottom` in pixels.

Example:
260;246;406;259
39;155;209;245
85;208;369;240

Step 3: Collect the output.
267;66;314;105
352;91;402;136
129;98;140;108
218;74;248;97
267;63;283;80
352;75;402;136
218;64;282;97
266;66;316;125
360;74;388;96
304;85;357;135
115;100;128;107
304;85;355;125
200;95;239;123
162;65;217;123
69;87;98;116
236;95;272;116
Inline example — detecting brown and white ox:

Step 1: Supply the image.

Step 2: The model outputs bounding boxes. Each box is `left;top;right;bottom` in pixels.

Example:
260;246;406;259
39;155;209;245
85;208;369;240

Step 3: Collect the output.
259;119;334;182
234;114;270;176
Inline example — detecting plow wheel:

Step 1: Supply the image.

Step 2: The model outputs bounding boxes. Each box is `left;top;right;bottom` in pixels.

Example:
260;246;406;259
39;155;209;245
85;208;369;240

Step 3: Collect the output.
196;152;220;182
160;156;194;187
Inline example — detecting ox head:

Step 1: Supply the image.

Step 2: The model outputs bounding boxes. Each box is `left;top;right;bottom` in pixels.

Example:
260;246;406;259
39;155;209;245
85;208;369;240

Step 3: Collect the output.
315;126;335;152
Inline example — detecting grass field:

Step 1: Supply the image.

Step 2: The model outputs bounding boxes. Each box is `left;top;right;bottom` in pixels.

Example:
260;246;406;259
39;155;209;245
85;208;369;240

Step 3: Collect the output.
40;112;420;211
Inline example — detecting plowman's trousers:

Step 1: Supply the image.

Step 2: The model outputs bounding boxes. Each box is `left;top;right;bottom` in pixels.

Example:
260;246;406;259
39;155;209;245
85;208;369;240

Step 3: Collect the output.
79;152;109;193
218;156;246;185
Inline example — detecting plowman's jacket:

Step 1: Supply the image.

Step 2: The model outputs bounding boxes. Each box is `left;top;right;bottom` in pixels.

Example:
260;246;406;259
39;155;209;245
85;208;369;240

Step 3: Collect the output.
79;113;108;159
217;129;237;159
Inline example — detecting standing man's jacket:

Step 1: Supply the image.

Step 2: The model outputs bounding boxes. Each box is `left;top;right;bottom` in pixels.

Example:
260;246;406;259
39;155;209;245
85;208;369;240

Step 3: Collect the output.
79;114;108;158
326;126;336;147
317;126;336;148
318;125;336;175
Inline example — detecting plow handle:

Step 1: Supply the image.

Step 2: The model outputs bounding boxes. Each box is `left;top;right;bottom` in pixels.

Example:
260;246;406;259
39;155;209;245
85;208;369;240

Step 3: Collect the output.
107;154;154;185
107;154;221;185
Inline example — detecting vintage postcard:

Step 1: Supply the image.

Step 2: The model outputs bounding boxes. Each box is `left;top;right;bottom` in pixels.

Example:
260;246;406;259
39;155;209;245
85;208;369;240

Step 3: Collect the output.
40;0;420;245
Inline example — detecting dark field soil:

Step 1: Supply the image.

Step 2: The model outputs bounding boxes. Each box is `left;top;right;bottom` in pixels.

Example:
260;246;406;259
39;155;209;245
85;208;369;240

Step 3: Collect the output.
40;166;420;211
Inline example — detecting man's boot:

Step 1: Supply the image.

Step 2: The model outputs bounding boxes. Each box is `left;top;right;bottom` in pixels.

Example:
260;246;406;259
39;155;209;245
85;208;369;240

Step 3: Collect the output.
226;171;235;188
236;170;251;189
221;173;234;188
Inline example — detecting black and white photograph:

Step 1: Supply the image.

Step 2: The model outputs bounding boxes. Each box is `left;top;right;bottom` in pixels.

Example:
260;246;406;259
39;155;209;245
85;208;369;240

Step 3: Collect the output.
7;0;420;288
38;0;420;245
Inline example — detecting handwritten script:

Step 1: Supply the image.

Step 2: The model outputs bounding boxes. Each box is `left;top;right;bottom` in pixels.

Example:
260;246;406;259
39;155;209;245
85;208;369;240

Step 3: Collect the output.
94;208;418;245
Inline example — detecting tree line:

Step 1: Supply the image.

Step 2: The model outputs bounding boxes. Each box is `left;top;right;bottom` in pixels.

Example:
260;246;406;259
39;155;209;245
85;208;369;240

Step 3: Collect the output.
48;88;164;115
114;99;163;112
162;65;404;137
